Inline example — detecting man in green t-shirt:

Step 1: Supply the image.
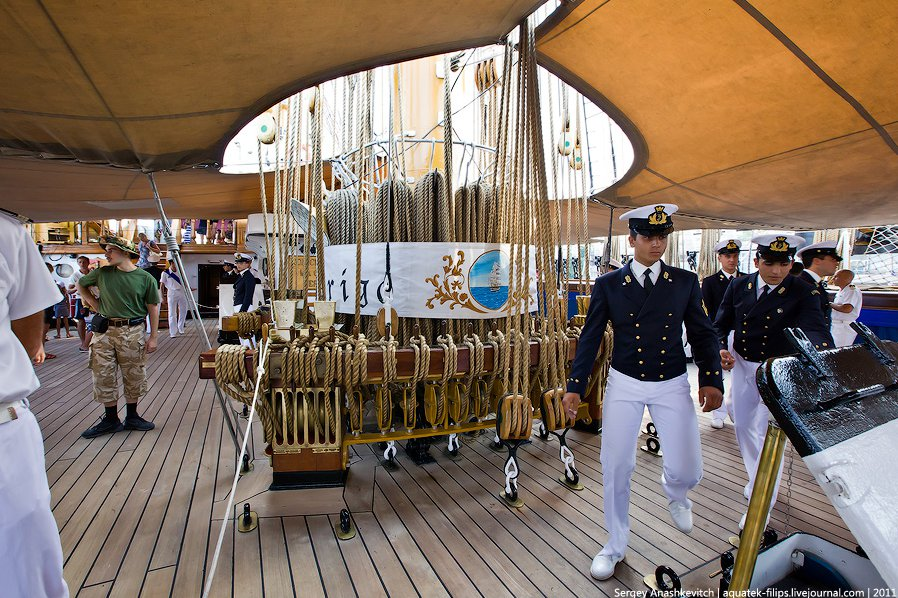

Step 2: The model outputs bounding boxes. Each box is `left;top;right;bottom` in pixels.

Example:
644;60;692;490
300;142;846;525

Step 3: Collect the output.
78;235;161;438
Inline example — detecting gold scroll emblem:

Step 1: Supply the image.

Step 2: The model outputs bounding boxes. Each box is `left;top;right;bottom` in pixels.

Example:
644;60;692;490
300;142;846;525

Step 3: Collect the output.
769;236;790;252
647;205;668;226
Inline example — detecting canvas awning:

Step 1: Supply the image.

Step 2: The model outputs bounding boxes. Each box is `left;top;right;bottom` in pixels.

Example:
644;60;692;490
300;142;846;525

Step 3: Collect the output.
2;0;895;230
0;0;540;222
538;0;898;231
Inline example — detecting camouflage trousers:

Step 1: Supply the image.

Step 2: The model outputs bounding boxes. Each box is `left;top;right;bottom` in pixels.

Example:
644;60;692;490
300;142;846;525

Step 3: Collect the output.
88;323;147;404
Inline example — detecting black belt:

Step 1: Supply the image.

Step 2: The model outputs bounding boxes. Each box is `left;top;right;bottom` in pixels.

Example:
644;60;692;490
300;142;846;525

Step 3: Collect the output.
107;317;145;327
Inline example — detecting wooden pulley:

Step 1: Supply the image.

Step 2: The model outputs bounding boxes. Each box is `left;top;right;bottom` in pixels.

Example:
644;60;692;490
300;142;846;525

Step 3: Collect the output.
569;136;584;170
496;394;533;441
446;380;460;422
487;59;498;89
423;382;440;427
347;390;364;434
471;378;489;419
541;388;570;432
376;306;399;338
257;113;277;145
556;115;573;156
474;62;484;93
308;91;318;114
374;386;392;432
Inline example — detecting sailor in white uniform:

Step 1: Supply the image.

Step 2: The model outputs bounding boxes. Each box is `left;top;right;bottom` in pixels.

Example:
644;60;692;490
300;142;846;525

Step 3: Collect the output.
701;238;747;429
159;261;189;337
715;234;833;527
0;214;69;598
830;269;863;346
563;204;724;580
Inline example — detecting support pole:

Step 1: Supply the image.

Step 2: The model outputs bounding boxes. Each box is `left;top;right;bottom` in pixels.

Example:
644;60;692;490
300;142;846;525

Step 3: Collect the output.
729;421;787;591
603;204;614;269
146;173;242;452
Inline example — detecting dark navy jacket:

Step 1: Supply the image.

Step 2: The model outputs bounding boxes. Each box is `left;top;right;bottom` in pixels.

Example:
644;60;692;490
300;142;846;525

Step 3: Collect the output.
714;272;834;362
567;261;724;395
233;269;257;312
701;270;746;322
799;270;832;328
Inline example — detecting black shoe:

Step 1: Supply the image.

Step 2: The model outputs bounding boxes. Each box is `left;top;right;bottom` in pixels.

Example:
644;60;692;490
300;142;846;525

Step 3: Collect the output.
81;416;124;438
123;415;155;431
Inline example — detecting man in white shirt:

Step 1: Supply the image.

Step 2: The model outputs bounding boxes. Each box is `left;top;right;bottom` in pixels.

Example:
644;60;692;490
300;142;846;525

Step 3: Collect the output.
830;269;863;346
0;214;69;598
159;261;189;337
66;255;93;352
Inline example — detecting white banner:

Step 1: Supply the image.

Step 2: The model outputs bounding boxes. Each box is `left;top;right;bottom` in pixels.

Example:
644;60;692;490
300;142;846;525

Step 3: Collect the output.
323;242;538;319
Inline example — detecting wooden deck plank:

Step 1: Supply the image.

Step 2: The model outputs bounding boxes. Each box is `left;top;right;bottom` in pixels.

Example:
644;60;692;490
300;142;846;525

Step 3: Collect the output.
167;405;226;596
138;566;176;598
390;454;544;597
259;518;296;598
232;509;264;598
282;517;327;598
76;581;112;598
328;513;390;598
349;511;421;598
414;455;575;597
107;378;211;597
307;514;360;598
369;485;449;597
83;345;204;586
374;469;481;596
29;332;861;596
204;517;234;598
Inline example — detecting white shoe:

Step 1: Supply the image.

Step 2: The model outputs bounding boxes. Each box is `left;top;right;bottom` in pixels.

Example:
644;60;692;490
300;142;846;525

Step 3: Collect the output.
710;417;724;429
668;501;693;533
590;553;624;580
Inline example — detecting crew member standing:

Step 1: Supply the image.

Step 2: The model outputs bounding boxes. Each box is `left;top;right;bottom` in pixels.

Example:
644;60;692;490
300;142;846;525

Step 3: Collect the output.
701;238;746;429
1;213;69;598
78;236;160;439
233;253;257;313
796;240;842;329
160;261;188;337
562;204;723;581
232;253;258;348
715;235;833;527
830;269;863;346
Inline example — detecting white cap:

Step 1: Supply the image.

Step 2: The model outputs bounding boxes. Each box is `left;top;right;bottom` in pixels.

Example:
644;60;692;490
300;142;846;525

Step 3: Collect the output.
618;203;679;222
751;234;804;258
234;252;254;263
714;238;742;253
603;257;623;270
795;240;840;259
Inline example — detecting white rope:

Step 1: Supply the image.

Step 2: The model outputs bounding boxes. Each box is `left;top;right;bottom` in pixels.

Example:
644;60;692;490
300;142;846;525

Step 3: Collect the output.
202;338;271;598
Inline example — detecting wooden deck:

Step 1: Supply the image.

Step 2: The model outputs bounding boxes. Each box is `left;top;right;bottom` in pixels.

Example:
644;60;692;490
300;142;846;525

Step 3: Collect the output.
32;321;856;597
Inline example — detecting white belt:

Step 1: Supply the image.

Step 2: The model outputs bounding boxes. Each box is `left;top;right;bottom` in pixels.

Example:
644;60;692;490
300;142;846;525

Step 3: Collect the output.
0;400;27;425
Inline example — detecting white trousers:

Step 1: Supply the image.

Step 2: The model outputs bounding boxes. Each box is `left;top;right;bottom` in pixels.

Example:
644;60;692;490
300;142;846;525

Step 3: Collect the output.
167;291;188;336
731;352;784;506
711;331;736;422
831;321;857;347
599;369;702;558
0;406;68;598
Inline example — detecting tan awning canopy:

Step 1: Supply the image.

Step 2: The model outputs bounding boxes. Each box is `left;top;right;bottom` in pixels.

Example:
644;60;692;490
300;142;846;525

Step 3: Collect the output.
0;157;277;222
537;0;898;231
0;0;540;171
0;0;540;222
2;0;895;230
